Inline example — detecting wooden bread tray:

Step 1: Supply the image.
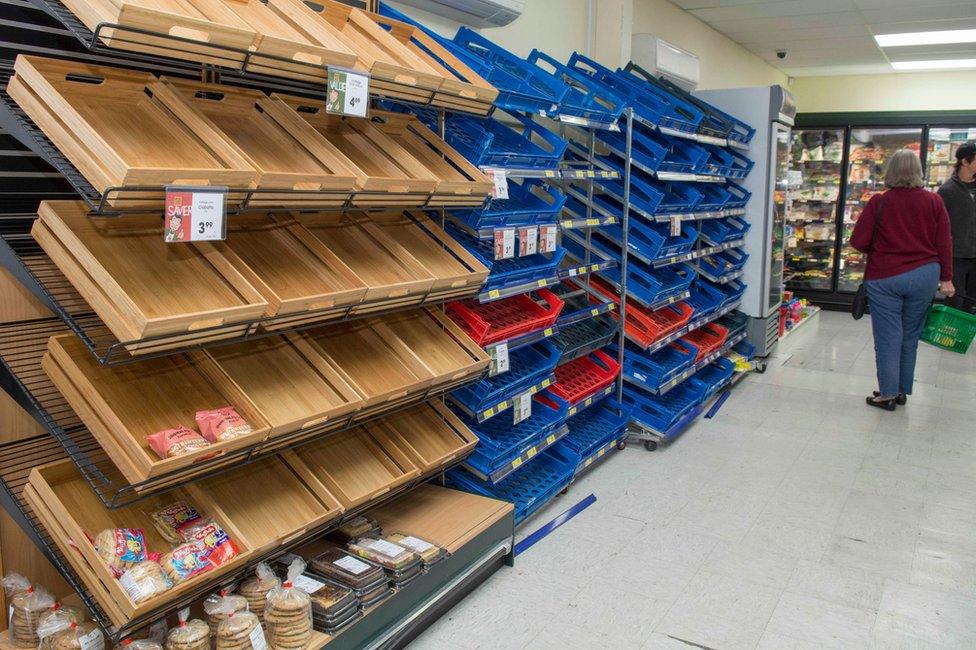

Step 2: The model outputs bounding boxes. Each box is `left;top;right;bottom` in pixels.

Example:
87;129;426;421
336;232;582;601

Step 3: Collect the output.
205;334;362;435
272;93;440;205
58;0;258;67
368;401;478;473
200;213;366;327
290;320;434;414
43;333;272;486
365;212;488;299
363;9;497;114
282;425;420;510
163;79;360;206
32;201;269;352
368;110;492;206
8;56;259;206
216;0;358;82
298;212;435;312
267;0;443;93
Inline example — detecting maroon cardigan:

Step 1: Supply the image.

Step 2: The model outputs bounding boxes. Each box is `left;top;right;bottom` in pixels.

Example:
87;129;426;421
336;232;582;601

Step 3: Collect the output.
850;187;953;282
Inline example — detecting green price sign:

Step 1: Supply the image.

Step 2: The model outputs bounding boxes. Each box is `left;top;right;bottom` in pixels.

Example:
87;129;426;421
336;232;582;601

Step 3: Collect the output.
326;67;369;118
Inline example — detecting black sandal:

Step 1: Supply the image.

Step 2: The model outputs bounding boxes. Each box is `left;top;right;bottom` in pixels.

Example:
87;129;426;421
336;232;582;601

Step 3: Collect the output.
873;391;907;405
866;395;897;411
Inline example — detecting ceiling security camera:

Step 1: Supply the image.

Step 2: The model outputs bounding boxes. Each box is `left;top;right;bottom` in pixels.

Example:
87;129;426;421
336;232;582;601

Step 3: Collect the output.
776;50;788;60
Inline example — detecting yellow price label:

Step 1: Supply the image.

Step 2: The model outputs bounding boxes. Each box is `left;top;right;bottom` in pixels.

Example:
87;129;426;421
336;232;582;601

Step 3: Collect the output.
608;303;616;311
590;308;599;316
511;457;523;469
488;289;500;298
544;328;554;337
591;263;600;271
575;170;584;178
598;448;606;457
527;447;537;459
545;170;556;178
546;434;556;445
537;279;548;287
586;218;599;226
585;398;592;407
585;458;593;466
483;408;495;419
561;220;572;228
568;407;577;416
671;256;679;264
542;378;552;388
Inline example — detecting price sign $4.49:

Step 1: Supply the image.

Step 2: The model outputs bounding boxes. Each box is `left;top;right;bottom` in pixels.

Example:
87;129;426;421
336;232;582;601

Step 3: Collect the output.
163;186;228;243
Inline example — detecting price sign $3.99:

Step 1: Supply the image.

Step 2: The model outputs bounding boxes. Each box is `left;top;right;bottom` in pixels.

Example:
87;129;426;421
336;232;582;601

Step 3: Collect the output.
163;186;228;243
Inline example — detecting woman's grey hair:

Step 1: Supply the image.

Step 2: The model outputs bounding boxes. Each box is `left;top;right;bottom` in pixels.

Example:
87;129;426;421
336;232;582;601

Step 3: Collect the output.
884;149;924;189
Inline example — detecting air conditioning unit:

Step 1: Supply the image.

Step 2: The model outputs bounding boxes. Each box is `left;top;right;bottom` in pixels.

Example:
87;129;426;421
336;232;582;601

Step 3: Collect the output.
631;34;700;91
391;0;524;28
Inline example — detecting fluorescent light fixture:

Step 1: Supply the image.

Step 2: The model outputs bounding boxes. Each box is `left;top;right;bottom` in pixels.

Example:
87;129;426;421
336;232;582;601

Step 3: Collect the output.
891;58;976;70
875;29;976;47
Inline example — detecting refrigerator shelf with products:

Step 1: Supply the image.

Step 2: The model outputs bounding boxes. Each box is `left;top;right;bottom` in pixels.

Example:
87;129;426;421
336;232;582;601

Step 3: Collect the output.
926;127;976;188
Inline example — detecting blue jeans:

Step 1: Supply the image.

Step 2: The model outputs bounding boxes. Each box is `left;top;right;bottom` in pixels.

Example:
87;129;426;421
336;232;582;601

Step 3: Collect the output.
866;262;939;396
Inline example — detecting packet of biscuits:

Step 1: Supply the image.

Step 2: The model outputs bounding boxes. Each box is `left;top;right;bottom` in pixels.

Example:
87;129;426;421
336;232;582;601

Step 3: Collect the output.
238;562;279;623
264;559;312;650
93;529;148;578
49;621;104;650
36;602;84;650
118;560;172;604
195;407;253;443
164;608;208;650
215;599;265;650
2;572;55;648
148;502;205;544
114;639;162;650
203;589;248;639
146;427;209;460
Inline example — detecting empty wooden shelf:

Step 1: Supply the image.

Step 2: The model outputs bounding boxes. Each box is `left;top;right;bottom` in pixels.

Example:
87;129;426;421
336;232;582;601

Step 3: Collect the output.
368;401;478;473
164;79;360;205
282;426;420;510
43;333;272;485
273;94;440;206
300;212;435;312
205;334;362;435
32;201;268;351
202;214;366;327
216;0;357;82
58;0;258;67
8;56;258;203
365;212;488;300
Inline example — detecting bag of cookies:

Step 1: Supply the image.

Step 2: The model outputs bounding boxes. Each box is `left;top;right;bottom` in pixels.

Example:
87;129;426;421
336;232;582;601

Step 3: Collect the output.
36;602;84;650
186;522;239;569
148;502;205;544
203;589;248;639
49;621;103;650
263;559;312;650
146;427;209;460
195;407;253;443
237;563;279;623
93;529;148;578
2;573;55;648
114;639;162;650
119;561;172;604
215;599;265;650
164;609;208;650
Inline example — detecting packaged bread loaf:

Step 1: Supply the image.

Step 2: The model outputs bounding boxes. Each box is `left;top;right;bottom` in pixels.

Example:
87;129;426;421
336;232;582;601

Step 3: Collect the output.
238;563;279;623
146;427;209;460
263;559;312;650
50;621;104;650
160;522;238;584
36;602;84;650
2;573;55;648
164;609;208;650
93;529;148;577
214;599;265;650
119;561;172;604
196;407;253;443
204;590;249;639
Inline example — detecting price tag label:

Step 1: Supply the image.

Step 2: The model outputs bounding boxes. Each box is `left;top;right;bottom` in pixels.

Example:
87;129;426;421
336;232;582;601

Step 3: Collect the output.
539;224;558;253
494;228;515;260
486;168;509;199
164;186;227;243
489;341;509;376
513;390;532;424
518;226;538;256
326;67;369;117
670;215;682;237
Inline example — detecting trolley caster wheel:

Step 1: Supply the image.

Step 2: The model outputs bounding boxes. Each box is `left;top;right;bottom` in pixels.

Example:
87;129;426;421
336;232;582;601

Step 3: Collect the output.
644;440;658;451
616;440;627;451
559;487;569;496
755;362;767;374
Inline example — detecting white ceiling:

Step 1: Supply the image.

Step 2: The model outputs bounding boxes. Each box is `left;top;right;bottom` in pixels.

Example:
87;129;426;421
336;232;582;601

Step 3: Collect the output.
671;0;976;76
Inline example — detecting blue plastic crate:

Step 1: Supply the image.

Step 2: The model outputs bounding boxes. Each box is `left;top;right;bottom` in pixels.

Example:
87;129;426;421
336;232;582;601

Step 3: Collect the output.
622;382;700;433
699;249;748;278
617;338;698;389
556;398;630;460
450;340;560;416
724;149;754;180
654;75;756;144
566;53;671;127
597;218;697;263
651;131;712;175
724;181;752;209
550;315;618;361
562;191;620;223
619;64;705;135
714;279;746;308
686;357;736;403
454;179;566;231
596;127;667;174
718;310;749;338
445;445;579;523
526;50;627;123
695;185;732;213
446;222;565;291
451;113;568;168
699;216;750;244
733;339;755;359
700;145;754;179
656;181;704;215
462;398;565;481
687;279;725;317
593;159;665;216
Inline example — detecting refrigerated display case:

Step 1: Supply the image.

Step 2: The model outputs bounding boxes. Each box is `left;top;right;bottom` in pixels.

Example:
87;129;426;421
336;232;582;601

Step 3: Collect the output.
926;127;976;189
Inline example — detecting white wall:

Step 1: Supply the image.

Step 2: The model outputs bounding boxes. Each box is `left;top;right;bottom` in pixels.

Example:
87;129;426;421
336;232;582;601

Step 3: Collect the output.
791;71;976;113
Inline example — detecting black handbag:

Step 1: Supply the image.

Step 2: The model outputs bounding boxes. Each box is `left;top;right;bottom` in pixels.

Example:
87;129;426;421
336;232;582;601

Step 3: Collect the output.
851;196;884;320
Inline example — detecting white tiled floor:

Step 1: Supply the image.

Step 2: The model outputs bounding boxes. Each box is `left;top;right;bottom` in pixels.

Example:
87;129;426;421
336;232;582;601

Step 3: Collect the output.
409;311;976;649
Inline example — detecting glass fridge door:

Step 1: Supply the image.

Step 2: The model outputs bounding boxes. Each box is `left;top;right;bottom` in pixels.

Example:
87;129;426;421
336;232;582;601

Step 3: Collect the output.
926;127;976;190
784;128;844;291
766;123;791;313
838;127;923;293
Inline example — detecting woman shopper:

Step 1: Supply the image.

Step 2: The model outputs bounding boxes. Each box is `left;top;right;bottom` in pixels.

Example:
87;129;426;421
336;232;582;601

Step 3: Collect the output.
850;149;955;411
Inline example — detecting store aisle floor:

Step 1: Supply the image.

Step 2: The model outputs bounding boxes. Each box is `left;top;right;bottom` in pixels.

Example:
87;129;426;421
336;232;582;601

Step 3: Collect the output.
410;311;976;649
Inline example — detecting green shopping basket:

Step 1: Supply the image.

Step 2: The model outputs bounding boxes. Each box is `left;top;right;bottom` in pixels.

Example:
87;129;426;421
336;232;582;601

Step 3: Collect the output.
921;303;976;354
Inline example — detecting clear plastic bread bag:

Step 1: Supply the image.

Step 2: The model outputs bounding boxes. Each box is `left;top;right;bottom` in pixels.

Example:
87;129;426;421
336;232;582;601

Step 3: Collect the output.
215;597;264;650
263;559;312;650
50;621;103;650
164;609;208;650
237;562;279;623
36;602;83;650
2;573;54;648
113;639;162;650
203;589;248;639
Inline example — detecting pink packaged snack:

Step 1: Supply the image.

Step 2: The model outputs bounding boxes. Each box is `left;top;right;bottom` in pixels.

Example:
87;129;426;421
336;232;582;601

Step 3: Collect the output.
147;427;209;460
195;407;253;443
187;522;239;569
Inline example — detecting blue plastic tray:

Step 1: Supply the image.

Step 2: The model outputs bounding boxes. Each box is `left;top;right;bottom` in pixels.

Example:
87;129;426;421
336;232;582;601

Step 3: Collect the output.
699;216;750;243
695;184;731;212
699;249;748;277
562;191;620;223
462;398;565;480
593;158;665;215
597;218;698;262
565;53;672;127
687;279;726;317
714;279;746;307
718;310;749;338
617;338;698;389
526;50;626;123
555;398;630;460
619;64;705;135
449;340;560;415
445;445;579;523
454;179;566;231
700;145;755;179
686;357;736;402
446;222;565;290
451;113;568;168
550;315;617;361
656;181;704;215
733;339;755;359
724;181;752;209
623;382;700;433
654;75;756;144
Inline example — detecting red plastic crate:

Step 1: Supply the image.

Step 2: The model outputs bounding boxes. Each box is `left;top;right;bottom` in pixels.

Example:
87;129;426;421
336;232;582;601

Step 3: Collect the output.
549;349;621;404
681;322;729;362
446;288;564;346
582;276;694;348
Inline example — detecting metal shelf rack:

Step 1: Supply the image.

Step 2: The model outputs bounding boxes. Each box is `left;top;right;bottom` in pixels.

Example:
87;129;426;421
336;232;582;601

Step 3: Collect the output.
622;330;747;396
